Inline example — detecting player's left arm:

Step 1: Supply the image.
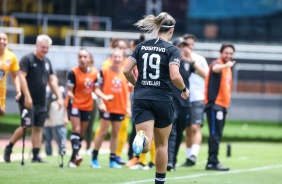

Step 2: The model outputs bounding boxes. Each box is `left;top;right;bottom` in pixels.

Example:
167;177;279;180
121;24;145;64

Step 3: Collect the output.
11;71;21;101
49;74;63;109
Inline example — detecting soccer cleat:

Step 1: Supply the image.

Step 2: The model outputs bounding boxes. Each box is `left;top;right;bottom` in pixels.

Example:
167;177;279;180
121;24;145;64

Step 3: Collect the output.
206;163;230;171
143;162;155;170
115;156;126;165
181;155;196;167
109;161;122;169
132;130;146;155
126;157;139;167
4;147;12;163
91;159;101;168
31;157;47;163
69;161;77;168
129;163;144;170
75;155;83;167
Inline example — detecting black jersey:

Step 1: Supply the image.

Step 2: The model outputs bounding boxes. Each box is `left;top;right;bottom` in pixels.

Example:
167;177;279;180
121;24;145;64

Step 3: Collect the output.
129;38;180;102
19;53;54;106
171;60;195;107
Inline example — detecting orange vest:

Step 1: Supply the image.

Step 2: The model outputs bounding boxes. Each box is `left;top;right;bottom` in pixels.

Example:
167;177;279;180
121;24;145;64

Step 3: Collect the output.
204;59;232;108
66;66;98;111
101;67;129;114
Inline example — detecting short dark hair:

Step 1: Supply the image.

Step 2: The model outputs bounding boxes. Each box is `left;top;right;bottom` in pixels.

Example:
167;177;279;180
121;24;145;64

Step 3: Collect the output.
182;34;196;41
220;43;235;53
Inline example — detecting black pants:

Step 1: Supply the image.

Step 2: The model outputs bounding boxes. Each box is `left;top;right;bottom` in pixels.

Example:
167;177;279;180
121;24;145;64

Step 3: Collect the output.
128;123;136;159
205;106;226;165
168;105;190;166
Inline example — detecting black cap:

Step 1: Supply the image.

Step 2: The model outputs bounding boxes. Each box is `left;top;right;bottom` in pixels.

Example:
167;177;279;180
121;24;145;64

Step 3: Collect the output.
172;37;188;46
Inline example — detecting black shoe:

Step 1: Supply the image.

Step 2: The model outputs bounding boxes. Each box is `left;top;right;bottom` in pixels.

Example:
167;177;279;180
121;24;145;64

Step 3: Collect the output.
115;156;126;165
181;155;196;167
31;157;47;163
167;162;175;172
148;162;155;169
206;163;230;171
4;147;12;163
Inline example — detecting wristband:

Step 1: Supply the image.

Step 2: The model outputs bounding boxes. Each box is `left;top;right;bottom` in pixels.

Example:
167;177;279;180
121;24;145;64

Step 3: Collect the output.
181;87;187;92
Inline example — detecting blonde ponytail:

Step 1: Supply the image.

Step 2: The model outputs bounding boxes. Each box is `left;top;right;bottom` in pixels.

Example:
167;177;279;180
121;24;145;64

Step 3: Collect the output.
134;12;176;35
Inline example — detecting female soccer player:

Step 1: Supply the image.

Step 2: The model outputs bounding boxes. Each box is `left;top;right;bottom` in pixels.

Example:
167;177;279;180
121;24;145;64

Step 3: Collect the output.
123;12;189;184
66;48;112;167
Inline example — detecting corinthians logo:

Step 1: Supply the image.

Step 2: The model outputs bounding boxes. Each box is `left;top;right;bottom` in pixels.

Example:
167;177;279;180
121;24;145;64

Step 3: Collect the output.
112;76;122;88
84;78;93;89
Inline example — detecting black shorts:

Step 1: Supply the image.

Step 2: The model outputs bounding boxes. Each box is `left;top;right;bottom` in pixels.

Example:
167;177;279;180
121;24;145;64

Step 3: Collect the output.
68;108;91;122
189;100;205;126
173;105;190;127
133;99;174;128
99;111;125;121
19;103;47;127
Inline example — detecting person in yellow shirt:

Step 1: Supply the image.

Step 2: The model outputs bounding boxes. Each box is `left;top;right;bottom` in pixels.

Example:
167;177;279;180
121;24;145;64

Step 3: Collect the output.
0;32;21;115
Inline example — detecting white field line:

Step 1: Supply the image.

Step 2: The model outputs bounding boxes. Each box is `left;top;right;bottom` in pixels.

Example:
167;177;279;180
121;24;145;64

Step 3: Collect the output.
120;164;282;184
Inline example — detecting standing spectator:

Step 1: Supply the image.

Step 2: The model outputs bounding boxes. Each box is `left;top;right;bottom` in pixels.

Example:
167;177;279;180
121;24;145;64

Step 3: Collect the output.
0;32;21;117
66;48;112;168
204;43;236;171
167;37;206;171
43;83;68;156
123;12;189;184
4;34;63;163
181;34;209;166
91;49;130;169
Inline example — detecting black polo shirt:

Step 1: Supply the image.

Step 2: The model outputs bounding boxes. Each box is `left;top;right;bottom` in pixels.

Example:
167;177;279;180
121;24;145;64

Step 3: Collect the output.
19;52;54;106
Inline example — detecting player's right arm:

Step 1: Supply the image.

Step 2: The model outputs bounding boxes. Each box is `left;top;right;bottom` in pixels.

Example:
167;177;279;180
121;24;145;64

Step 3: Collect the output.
19;56;33;109
19;70;32;109
66;71;75;101
212;60;236;73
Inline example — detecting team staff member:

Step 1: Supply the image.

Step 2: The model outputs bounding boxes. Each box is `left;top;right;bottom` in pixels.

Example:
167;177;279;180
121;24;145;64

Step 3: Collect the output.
204;43;236;171
181;34;209;167
66;48;112;168
4;34;63;163
0;32;21;116
167;37;206;171
91;49;130;169
123;12;189;184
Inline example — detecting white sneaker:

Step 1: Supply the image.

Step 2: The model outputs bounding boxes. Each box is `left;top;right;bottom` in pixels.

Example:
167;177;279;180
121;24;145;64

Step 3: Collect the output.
85;149;92;156
69;161;77;168
129;163;144;170
132;130;146;155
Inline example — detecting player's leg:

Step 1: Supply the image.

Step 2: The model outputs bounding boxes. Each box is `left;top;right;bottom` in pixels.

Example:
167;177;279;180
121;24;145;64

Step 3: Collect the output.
115;116;130;164
154;124;172;184
43;126;53;156
4;126;28;162
188;101;204;165
109;117;123;168
31;107;47;163
134;120;154;154
91;113;111;168
69;111;82;167
4;103;31;162
205;107;229;171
